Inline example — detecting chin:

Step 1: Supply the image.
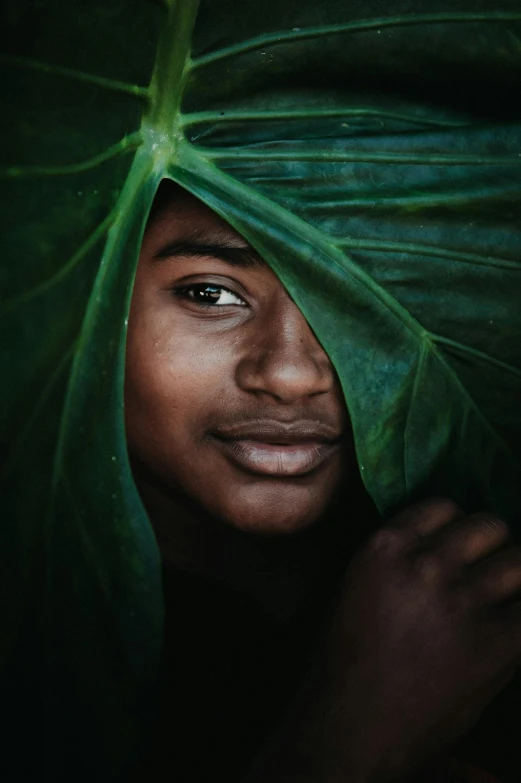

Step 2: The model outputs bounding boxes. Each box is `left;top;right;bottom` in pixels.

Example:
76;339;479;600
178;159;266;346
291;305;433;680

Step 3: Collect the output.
226;513;320;536
211;486;329;536
201;466;344;535
245;517;318;536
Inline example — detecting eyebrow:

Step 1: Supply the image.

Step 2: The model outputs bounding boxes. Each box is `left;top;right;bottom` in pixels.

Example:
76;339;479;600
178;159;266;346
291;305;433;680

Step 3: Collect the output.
153;240;265;268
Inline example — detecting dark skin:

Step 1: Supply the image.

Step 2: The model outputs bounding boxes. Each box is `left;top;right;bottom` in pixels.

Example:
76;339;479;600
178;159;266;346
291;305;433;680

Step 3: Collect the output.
125;182;367;618
125;186;355;536
125;182;521;781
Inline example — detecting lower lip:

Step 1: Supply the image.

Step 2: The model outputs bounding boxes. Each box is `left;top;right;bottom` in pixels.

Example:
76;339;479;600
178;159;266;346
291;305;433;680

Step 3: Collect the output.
213;438;338;477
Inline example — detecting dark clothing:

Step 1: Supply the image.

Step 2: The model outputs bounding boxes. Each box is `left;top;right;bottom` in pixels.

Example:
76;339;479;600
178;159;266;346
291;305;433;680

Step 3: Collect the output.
130;568;332;781
128;568;520;783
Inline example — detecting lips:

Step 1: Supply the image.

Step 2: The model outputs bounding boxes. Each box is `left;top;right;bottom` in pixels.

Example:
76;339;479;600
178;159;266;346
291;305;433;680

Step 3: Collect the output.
210;420;342;477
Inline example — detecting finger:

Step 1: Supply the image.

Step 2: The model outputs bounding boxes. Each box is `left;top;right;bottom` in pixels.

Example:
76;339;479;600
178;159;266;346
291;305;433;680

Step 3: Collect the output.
468;546;521;605
390;497;463;537
432;512;510;567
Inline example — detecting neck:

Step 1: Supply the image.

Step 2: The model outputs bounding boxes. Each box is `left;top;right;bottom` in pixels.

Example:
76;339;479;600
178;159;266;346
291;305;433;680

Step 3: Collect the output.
132;462;380;624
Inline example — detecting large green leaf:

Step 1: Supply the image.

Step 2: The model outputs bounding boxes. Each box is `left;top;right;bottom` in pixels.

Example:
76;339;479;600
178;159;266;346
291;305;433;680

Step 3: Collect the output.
2;0;521;778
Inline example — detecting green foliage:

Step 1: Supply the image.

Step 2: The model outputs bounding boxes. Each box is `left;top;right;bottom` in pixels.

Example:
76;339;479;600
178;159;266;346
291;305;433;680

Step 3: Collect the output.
2;0;521;778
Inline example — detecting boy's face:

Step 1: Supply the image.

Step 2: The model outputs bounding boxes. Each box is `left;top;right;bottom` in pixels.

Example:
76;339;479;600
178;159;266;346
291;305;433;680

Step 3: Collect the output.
125;185;358;535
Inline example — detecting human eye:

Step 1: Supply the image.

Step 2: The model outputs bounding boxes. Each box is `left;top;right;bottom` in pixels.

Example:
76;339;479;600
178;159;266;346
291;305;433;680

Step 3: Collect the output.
172;283;247;307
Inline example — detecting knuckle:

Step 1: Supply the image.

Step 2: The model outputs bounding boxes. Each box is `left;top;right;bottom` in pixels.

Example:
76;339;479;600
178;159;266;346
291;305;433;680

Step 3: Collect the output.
411;550;442;582
475;514;510;537
450;515;510;565
414;497;462;535
473;551;521;601
368;528;404;557
424;496;462;518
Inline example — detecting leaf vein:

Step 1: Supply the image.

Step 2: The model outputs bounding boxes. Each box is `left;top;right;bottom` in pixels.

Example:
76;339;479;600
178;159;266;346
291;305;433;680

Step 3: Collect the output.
1;54;150;99
431;333;521;377
0;133;143;179
0;209;118;317
183;108;464;129
1;344;76;484
335;238;521;272
303;184;521;210
190;12;521;68
203;148;521;166
403;341;429;495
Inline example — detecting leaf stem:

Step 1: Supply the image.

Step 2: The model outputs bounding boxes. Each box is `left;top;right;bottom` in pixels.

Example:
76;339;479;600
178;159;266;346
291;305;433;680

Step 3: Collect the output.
144;0;200;136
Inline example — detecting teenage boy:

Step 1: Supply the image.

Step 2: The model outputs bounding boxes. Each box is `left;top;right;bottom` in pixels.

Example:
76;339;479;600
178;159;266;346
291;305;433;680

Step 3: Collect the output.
125;181;521;783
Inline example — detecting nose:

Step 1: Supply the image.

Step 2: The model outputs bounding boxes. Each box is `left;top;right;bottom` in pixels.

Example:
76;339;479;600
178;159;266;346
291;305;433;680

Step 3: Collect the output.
235;294;336;404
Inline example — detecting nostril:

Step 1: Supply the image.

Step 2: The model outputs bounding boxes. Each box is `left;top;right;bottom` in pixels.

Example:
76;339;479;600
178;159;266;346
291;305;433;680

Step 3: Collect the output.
235;349;334;403
234;295;337;402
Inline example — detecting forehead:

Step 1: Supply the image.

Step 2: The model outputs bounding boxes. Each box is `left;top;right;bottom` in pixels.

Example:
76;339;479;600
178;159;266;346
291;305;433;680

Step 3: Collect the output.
145;181;248;248
140;181;268;272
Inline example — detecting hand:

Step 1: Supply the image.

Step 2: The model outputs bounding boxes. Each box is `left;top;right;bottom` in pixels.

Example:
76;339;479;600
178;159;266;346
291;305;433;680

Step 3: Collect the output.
321;497;521;781
243;498;521;783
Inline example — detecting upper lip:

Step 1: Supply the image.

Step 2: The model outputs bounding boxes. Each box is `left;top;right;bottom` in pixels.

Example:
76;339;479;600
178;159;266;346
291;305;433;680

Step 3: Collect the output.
212;420;342;445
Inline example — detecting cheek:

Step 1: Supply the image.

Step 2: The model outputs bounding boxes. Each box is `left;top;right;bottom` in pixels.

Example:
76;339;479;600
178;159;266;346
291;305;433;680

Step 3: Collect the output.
124;310;235;452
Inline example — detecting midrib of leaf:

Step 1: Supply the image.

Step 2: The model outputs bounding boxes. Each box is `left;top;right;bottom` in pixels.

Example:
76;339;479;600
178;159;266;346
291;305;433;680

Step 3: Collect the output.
48;0;201;505
144;0;201;141
48;148;154;503
190;11;521;68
